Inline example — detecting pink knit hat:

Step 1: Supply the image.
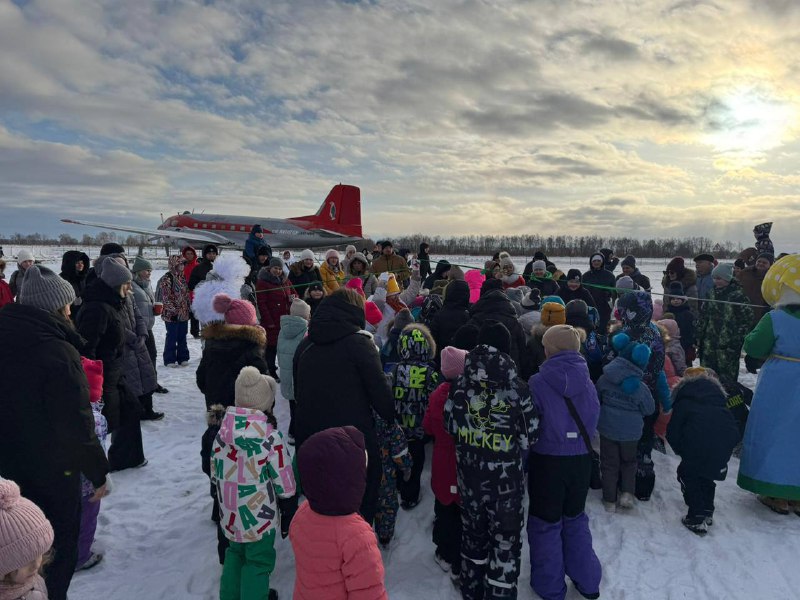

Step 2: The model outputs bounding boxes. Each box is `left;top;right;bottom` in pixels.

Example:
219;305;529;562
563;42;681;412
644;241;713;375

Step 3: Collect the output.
0;479;54;576
364;301;383;326
212;293;257;326
440;346;468;380
345;277;365;297
657;318;680;340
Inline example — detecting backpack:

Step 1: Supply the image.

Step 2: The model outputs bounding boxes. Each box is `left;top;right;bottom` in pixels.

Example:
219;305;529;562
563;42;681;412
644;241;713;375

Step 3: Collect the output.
418;294;444;327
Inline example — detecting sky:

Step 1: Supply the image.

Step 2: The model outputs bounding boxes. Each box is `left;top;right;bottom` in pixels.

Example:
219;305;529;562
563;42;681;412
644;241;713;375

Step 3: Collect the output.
1;0;799;250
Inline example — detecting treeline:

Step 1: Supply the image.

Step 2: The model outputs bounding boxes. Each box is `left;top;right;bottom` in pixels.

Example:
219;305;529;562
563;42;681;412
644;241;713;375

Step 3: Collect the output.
385;234;743;259
0;232;158;247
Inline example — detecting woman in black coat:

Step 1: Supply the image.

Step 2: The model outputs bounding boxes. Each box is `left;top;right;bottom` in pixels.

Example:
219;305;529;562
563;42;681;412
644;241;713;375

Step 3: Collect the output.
0;266;108;600
430;279;470;363
293;288;395;524
59;250;91;319
77;256;146;472
418;242;432;280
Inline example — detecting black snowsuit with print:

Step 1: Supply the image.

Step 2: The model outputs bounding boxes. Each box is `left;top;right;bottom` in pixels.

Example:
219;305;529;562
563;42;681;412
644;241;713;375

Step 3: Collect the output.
444;345;540;600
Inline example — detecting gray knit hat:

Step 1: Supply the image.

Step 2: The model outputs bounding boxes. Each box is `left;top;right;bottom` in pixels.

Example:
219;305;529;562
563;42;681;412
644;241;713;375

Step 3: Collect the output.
131;256;153;273
19;265;75;311
268;257;284;269
97;256;132;288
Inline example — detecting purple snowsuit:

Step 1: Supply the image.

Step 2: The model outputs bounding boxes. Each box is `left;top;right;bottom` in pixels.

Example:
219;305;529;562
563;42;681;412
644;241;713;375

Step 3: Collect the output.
527;351;602;600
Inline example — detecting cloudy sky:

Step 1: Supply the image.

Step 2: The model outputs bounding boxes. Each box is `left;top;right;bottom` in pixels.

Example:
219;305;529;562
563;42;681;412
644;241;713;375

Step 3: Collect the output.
2;0;799;250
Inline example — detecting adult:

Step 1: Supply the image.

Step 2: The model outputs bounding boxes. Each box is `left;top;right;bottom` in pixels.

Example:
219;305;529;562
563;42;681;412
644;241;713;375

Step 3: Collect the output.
558;269;597;308
0;258;12;309
499;256;526;288
468;288;533;379
341;245;357;275
243;224;271;268
319;249;345;295
256;257;296;380
78;256;147;471
697;264;753;385
59;250;91;319
738;254;800;514
661;257;698;308
288;249;322;293
370;241;411;286
247;246;271;287
293;289;395;524
737;247;758;270
693;253;716;305
156;255;191;367
0;265;108;600
418;242;432;280
429;280;471;364
423;260;451;291
188;244;219;292
600;248;619;272
527;260;560;297
181;246;201;338
130;257;164;420
523;251;557;280
582;252;616;333
737;253;773;329
8;249;34;299
344;252;378;297
616;255;651;291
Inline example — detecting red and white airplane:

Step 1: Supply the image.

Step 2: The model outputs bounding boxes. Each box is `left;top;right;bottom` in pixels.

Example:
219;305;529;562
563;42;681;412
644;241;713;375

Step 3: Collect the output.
62;184;364;249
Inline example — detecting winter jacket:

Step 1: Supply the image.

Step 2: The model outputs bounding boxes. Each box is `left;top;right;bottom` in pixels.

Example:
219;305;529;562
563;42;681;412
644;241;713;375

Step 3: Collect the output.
697;280;753;383
8;268;24;299
345;256;378;297
244;233;271;264
661;268;698;308
59;250;91;318
288;262;322;293
529;351;600;456
196;322;268;409
596;356;655;442
418;245;432;280
371;253;411;285
664;355;680;389
582;261;616;329
666;374;739;480
293;294;395;452
429;280;470;362
0;277;12;309
695;272;714;302
131;275;156;331
390;325;439;440
558;284;597;308
188;257;214;291
468;289;533;379
182;246;198;296
320;260;346;295
527;324;549;373
211;406;296;542
736;266;770;328
528;273;560;297
423;260;451;291
423;381;460;505
0;303;109;490
667;302;696;351
444;345;539;488
156;256;191;322
616;269;651;292
256;270;296;346
664;337;687;377
277;314;308;401
120;294;157;398
0;574;48;600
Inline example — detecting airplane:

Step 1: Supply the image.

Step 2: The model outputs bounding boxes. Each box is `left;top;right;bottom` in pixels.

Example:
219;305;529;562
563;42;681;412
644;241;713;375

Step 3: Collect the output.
62;184;364;249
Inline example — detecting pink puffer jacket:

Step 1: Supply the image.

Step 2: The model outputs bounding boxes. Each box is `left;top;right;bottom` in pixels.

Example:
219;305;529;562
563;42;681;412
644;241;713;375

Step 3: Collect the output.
289;501;388;600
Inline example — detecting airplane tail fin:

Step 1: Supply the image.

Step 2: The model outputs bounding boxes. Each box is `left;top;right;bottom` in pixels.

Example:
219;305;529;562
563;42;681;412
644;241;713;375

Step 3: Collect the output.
294;184;362;239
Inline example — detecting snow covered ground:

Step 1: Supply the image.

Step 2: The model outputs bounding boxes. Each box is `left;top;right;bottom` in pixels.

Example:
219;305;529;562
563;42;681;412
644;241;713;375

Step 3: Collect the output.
6;248;800;599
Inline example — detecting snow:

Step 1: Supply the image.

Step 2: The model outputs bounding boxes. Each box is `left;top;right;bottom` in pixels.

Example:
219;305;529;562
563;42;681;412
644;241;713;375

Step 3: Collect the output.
6;248;800;599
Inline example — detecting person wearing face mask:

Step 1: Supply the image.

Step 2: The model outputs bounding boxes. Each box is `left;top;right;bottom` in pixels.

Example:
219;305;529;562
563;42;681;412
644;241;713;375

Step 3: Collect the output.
8;249;35;300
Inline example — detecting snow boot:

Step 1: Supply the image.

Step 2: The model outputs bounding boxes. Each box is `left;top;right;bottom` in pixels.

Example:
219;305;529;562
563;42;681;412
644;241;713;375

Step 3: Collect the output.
75;552;103;571
434;552;451;573
681;516;708;536
618;493;635;510
154;384;169;394
562;513;601;599
268;589;278;600
571;579;601;600
141;410;165;421
401;498;420;510
528;515;566;600
602;501;616;513
758;495;790;515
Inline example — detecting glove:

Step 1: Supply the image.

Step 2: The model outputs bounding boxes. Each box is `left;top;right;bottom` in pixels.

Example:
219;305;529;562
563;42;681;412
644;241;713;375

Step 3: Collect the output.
378;272;390;283
278;496;298;539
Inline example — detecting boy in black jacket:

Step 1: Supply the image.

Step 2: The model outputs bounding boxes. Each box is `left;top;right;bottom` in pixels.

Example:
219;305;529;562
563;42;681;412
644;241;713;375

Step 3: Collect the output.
667;367;739;535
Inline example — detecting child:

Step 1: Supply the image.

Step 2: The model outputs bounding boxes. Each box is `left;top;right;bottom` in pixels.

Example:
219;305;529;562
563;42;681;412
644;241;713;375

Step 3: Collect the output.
156;255;191;367
390;324;439;509
304;281;325;316
667;367;739;535
290;427;388;600
379;308;414;372
527;324;602;600
423;346;468;579
528;299;566;373
0;479;54;600
277;298;311;441
658;318;687;376
444;322;539;600
211;366;297;599
373;412;412;546
596;333;655;512
76;357;109;571
664;282;697;364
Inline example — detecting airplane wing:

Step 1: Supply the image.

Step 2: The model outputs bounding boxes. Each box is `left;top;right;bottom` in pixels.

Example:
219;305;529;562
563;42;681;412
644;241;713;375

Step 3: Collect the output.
61;219;235;245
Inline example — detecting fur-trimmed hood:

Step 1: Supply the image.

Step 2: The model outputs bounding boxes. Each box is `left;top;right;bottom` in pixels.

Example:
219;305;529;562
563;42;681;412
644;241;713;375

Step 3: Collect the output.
207;403;227;427
201;321;266;346
398;323;436;361
670;370;727;408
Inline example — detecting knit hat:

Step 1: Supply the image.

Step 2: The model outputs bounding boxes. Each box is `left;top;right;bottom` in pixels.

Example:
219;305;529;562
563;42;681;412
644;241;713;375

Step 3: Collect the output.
667;281;685;297
505;287;524;304
234;366;277;413
657;318;680;340
621;255;636;268
533;251;547;261
325;249;339;262
616;276;637;290
693;253;715;263
734;258;746;270
541;295;565;306
99;242;125;256
532;260;547;272
565;299;589;320
290;298;311;320
213;293;257;326
251;224;263;234
542;324;582;356
18;266;76;312
131;256;153;273
257;246;272;258
386;275;401;296
345;277;365;297
202;244;219;257
98;256;132;288
268;257;284;270
521;288;541;309
307;281;324;295
364;301;383;326
345;245;356;254
541;301;567;327
392;308;414;332
300;249;315;261
451;322;480;351
666;256;685;274
711;262;734;282
440;346;468;380
478;321;511;354
756;252;775;265
81;357;104;404
16;249;34;265
652;299;664;321
500;256;515;269
480;278;503;296
380;240;393;250
590;252;604;264
0;479;54;576
566;269;582;282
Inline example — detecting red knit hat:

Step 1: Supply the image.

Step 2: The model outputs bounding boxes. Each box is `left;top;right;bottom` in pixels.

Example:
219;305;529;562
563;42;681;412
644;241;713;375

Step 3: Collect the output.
365;301;383;326
212;293;257;326
345;277;365;297
440;346;468;380
0;479;54;576
81;357;104;404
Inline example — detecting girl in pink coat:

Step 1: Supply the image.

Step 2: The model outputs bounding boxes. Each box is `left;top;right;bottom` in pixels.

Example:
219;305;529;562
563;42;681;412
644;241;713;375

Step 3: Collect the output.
289;427;388;600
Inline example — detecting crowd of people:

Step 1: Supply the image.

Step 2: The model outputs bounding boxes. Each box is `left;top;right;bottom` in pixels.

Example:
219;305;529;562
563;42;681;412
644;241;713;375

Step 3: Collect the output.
0;220;798;600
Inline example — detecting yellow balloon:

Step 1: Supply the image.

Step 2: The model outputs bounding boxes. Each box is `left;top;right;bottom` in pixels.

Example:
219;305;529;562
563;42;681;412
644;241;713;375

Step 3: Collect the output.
761;254;800;307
